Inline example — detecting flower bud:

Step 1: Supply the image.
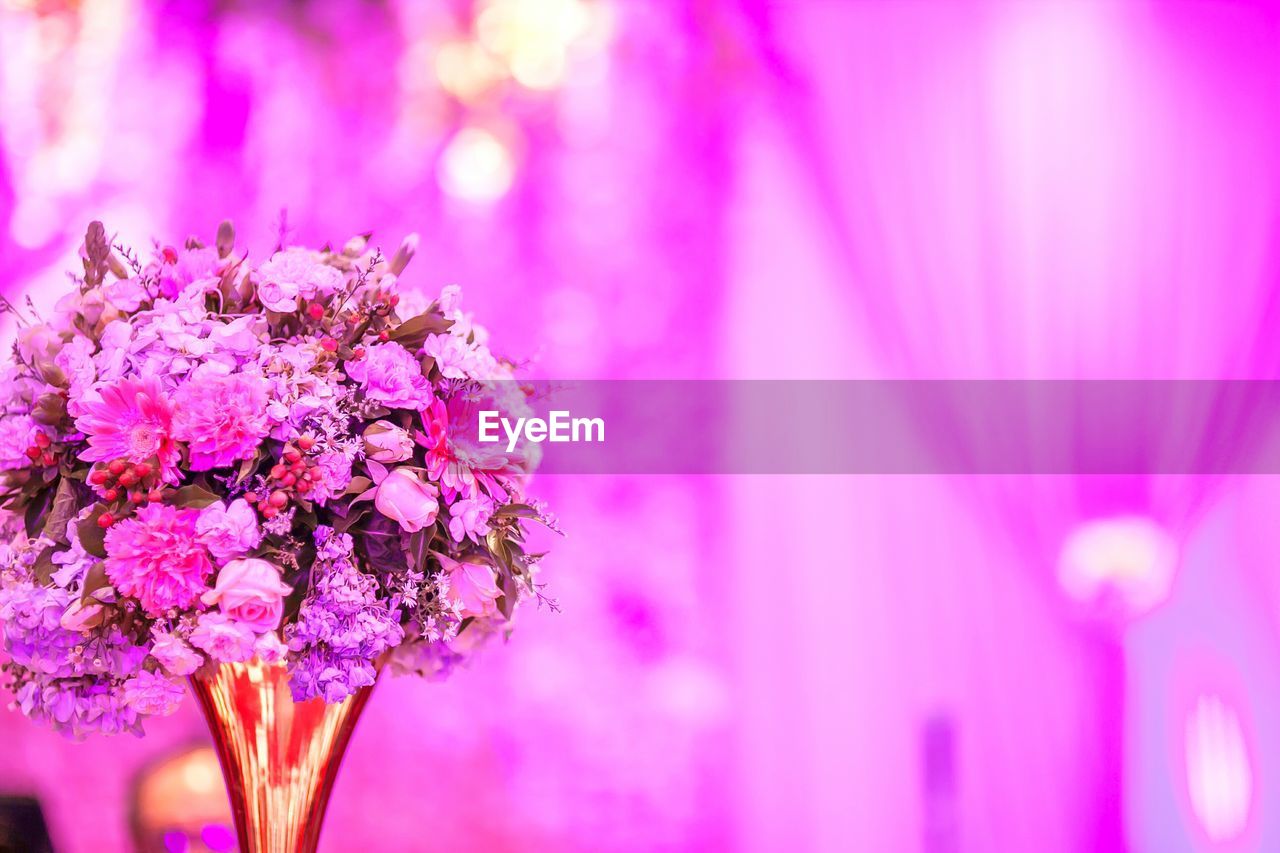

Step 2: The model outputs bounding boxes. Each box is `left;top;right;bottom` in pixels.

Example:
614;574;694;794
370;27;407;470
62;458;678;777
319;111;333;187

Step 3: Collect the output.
362;420;414;463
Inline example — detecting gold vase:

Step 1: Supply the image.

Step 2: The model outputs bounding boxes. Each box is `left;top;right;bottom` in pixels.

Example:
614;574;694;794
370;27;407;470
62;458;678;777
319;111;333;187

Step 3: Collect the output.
188;660;374;853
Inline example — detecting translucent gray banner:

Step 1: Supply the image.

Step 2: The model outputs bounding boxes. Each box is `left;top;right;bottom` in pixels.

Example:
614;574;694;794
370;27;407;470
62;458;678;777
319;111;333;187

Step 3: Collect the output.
476;380;1280;474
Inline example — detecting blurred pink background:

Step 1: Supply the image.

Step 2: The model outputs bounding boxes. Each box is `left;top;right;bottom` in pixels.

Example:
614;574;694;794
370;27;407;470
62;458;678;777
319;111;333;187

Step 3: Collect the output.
5;1;1280;851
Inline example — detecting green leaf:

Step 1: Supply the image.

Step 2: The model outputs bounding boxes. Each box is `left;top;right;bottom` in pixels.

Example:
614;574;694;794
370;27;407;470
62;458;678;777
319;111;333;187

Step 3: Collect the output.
31;546;57;585
235;452;260;486
42;477;81;544
23;485;53;538
345;476;374;495
172;483;221;508
385;310;452;351
494;503;539;520
80;563;111;603
76;504;110;558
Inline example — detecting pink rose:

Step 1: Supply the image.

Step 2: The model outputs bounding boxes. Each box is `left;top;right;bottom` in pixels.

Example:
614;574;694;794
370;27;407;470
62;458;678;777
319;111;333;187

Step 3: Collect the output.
440;553;502;618
200;558;292;633
363;420;415;463
374;468;440;532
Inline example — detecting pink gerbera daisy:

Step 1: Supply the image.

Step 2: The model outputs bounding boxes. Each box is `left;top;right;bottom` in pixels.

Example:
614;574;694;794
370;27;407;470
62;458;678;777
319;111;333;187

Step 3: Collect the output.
422;392;527;501
74;375;180;481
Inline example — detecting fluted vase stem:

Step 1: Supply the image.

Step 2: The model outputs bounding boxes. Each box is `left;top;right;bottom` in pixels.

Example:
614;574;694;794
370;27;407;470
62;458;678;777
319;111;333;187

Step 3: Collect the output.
189;660;373;853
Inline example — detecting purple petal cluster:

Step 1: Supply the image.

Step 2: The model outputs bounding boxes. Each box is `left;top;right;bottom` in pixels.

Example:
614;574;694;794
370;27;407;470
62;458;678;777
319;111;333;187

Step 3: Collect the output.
285;527;404;703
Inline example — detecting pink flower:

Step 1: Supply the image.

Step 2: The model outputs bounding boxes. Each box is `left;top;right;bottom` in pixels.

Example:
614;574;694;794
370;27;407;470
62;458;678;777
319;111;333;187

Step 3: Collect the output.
374;468;440;532
122;671;185;716
104;504;214;616
448;495;494;543
254;632;288;664
363;420;415;463
200;558;292;633
256;248;343;312
75;375;180;481
440;553;501;619
196;499;262;564
149;631;203;676
346;343;433;410
423;393;526;500
172;372;271;469
0;415;49;471
155;247;220;300
190;612;257;663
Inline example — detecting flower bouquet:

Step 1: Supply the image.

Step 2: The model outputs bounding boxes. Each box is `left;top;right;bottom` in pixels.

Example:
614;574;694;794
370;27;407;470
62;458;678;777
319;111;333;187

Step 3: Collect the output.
0;222;555;851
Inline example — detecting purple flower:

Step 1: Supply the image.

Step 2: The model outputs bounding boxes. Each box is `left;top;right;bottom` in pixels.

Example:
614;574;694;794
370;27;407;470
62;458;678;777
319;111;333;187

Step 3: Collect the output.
284;527;403;702
189;612;257;663
122;671;185;716
345;343;433;410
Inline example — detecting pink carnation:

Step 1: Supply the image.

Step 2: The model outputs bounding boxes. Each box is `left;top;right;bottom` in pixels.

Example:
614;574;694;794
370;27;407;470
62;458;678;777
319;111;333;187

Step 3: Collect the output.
196;499;262;563
104;504;214;616
149;631;203;676
122;670;185;716
256;248;343;313
189;612;257;663
74;375;180;481
346;343;433;410
172;372;271;469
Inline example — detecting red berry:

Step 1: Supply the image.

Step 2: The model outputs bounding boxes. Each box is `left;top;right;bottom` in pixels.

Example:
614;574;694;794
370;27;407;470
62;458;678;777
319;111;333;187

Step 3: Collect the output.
298;436;315;451
97;513;114;529
244;492;259;504
33;432;51;449
262;506;278;519
162;246;178;264
40;452;55;467
296;480;313;494
283;448;301;464
104;488;119;502
118;471;138;488
269;490;289;508
352;347;366;359
90;470;110;485
378;331;389;342
147;489;164;503
132;462;152;479
270;464;288;479
24;446;40;460
320;337;338;352
130;492;146;504
291;460;306;474
308;303;325;320
108;460;127;476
